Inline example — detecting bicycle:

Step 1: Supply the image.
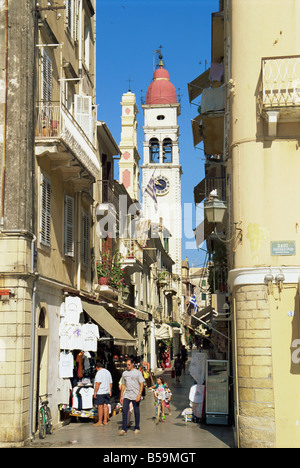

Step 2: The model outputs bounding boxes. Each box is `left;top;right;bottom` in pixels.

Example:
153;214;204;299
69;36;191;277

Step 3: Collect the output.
155;398;163;425
149;389;164;425
38;394;53;439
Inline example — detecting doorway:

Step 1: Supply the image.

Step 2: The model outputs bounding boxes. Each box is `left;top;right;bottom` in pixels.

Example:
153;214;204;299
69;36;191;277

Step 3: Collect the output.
35;307;49;431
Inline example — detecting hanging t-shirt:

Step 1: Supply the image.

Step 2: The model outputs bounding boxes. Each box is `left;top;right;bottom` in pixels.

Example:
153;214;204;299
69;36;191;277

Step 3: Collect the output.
59;320;73;350
82;323;99;352
79;386;94;409
65;296;82;325
69;324;83;350
59;352;74;378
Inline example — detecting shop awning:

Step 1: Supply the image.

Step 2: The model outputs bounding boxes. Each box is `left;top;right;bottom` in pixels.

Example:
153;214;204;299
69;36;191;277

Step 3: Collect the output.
97;293;150;321
155;323;173;340
194;178;206;205
82;300;136;346
188;68;211;102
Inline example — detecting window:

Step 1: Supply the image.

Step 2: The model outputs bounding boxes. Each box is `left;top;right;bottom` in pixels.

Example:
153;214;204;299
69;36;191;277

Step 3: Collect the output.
149;138;159;163
64;195;74;256
82;211;89;266
84;18;91;69
74;94;93;142
67;0;73;34
163;138;172;163
40;174;51;247
157;115;165;120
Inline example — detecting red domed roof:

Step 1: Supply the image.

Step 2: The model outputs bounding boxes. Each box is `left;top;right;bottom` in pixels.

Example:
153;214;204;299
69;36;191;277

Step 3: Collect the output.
146;64;177;105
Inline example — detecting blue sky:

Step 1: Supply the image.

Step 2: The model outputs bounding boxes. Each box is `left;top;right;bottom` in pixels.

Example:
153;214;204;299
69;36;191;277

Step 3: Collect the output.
96;0;219;268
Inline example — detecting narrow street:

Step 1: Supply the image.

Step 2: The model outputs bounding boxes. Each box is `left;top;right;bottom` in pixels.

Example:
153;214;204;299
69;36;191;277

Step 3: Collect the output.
29;360;235;449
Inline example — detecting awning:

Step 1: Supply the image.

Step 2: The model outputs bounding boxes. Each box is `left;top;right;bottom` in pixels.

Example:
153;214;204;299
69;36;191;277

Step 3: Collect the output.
188;68;211;102
82;300;136;346
194;178;205;205
191;114;203;147
97;293;150;321
193;219;214;247
155;323;173;340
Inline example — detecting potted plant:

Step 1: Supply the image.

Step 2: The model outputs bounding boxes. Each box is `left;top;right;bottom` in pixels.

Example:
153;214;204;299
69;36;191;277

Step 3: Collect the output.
96;252;110;285
157;270;168;285
110;250;126;293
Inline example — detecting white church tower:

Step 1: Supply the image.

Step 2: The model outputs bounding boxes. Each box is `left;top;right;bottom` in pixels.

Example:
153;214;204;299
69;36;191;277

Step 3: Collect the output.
119;90;140;202
141;56;182;276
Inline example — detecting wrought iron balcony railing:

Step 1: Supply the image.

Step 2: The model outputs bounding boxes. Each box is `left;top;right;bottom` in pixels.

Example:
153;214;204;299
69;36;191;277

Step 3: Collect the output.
35;102;99;179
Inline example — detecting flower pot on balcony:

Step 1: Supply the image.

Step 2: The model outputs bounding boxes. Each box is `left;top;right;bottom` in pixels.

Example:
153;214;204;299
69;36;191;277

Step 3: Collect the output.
98;277;108;285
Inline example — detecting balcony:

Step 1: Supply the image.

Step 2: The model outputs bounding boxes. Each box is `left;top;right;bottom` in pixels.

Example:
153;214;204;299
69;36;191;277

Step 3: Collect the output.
96;180;119;219
194;176;226;206
164;275;178;297
261;56;300;133
120;239;143;274
35;102;100;181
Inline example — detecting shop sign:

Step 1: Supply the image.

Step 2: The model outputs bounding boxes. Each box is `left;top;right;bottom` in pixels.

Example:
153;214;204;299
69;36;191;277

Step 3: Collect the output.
271;241;295;256
116;312;135;319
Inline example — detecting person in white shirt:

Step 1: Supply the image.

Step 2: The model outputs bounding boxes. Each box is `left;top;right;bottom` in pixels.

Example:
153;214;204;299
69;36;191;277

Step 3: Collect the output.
93;361;113;427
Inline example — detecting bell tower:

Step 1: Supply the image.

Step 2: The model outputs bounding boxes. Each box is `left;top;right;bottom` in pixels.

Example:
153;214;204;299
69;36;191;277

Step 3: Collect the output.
141;56;182;276
119;90;140;202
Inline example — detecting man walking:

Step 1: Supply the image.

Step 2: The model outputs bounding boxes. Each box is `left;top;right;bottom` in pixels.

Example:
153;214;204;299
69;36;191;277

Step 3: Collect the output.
93;360;113;426
119;358;145;435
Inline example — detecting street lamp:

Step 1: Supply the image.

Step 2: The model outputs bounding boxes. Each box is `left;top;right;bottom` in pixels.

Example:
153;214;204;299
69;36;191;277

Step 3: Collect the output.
204;190;242;243
204;191;227;224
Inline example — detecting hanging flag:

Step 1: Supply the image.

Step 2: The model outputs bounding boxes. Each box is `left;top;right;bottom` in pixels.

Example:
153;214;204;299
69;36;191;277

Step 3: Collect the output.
190;294;198;314
145;175;158;212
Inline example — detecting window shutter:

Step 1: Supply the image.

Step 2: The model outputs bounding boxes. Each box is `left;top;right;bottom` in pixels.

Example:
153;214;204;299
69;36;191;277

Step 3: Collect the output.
41;49;52;103
40;175;51;246
64;195;74;256
67;0;72;33
74;0;79;42
82;211;89;265
74;94;93;142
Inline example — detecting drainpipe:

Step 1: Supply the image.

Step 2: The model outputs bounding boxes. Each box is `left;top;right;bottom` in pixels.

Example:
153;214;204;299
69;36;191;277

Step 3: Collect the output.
76;192;82;291
29;271;39;442
1;0;9;229
29;233;38;442
78;0;83;92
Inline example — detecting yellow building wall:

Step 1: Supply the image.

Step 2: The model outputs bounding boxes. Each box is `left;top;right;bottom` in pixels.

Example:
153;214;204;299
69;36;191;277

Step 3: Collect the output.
229;0;300;448
269;286;300;448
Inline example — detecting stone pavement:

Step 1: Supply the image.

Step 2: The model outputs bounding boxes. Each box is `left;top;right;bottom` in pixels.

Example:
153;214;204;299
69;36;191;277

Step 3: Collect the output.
29;362;235;449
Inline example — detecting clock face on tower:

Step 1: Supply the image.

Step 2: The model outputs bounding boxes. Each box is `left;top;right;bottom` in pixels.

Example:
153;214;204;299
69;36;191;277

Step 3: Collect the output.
155;176;170;195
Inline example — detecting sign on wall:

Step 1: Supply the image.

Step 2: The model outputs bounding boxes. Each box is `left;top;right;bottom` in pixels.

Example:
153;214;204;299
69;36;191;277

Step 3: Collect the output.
271;241;296;256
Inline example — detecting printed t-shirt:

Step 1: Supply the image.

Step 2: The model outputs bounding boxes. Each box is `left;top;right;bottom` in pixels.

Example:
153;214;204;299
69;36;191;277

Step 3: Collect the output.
82;323;99;352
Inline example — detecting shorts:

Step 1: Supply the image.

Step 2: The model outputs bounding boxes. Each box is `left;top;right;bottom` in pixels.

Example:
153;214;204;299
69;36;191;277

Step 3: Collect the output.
95;394;110;405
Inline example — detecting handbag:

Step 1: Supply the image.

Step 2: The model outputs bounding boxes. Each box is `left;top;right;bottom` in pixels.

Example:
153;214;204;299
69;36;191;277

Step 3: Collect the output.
171;369;175;379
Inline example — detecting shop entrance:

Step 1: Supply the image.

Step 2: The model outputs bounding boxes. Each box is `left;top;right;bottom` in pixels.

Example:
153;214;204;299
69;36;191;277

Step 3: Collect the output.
35;307;49;431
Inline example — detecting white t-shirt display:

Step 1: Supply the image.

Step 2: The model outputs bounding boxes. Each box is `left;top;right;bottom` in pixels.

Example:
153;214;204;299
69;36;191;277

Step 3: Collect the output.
80;387;94;409
69;324;83;350
94;368;113;395
82;323;99;352
59;352;74;378
59;320;73;349
65;296;82;325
